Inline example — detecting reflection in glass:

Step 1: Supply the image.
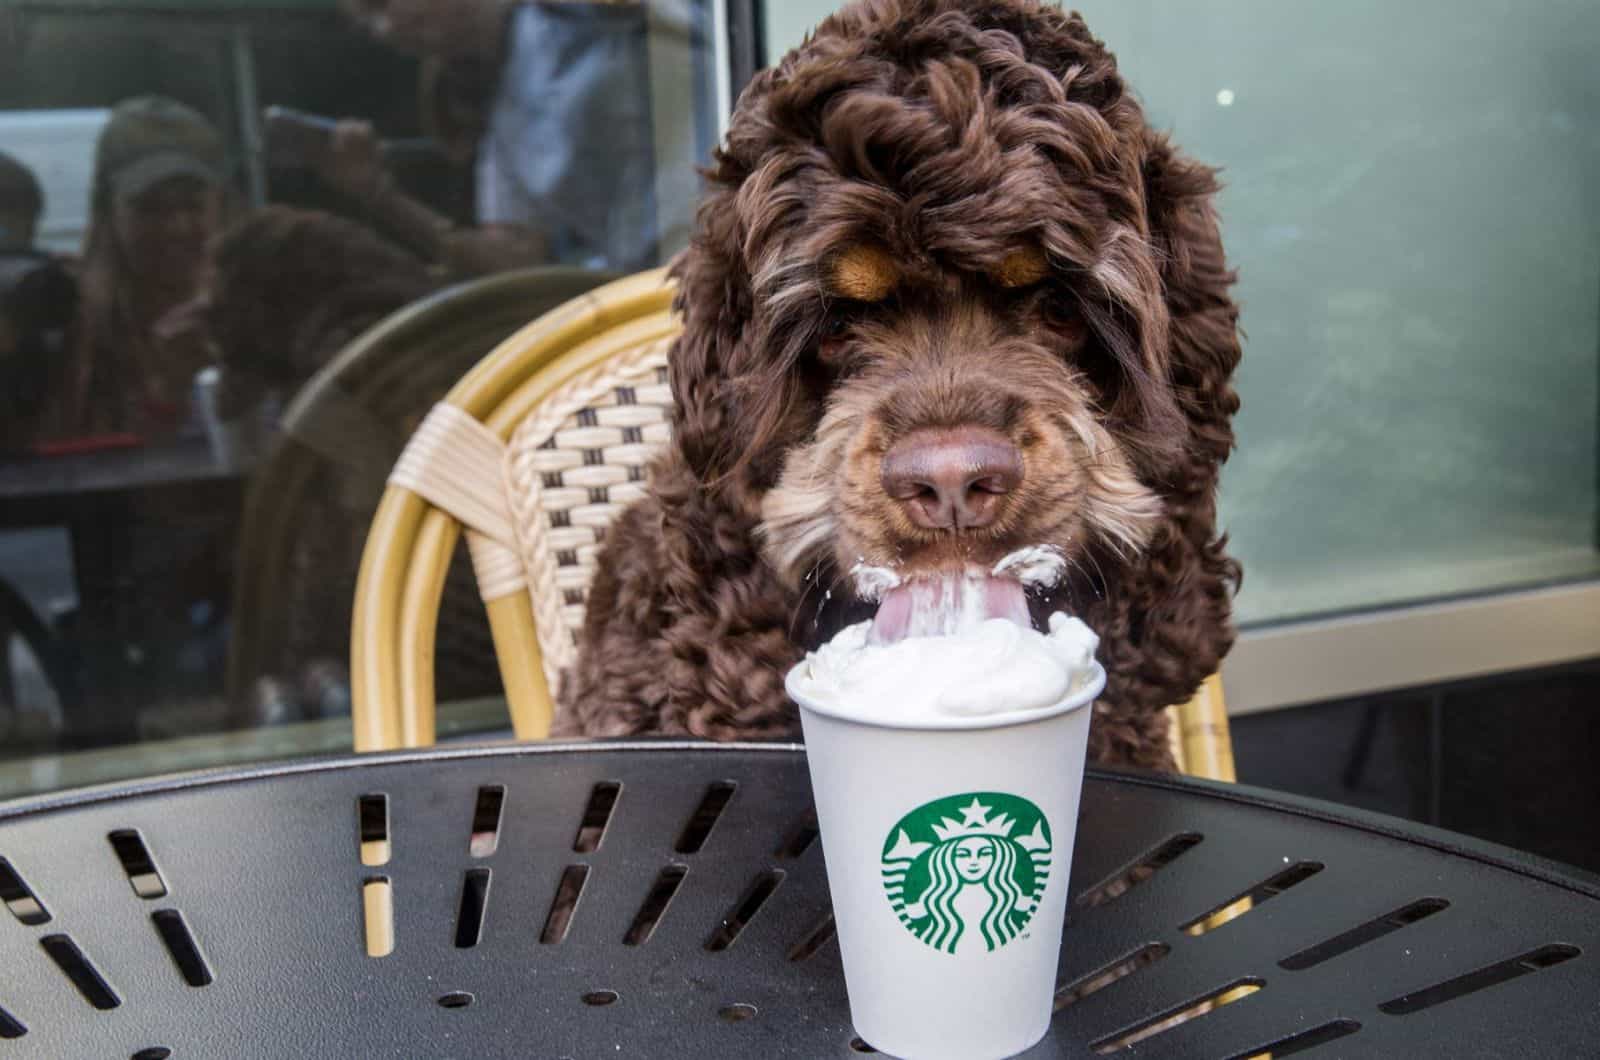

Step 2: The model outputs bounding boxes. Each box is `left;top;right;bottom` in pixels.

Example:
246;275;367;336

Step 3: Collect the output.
0;0;717;791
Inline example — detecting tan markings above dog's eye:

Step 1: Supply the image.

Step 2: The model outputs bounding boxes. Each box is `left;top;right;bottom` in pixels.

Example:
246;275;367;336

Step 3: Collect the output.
827;244;899;302
997;246;1051;288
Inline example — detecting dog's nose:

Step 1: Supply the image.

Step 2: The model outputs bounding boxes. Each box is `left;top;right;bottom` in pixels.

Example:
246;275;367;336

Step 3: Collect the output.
881;427;1023;530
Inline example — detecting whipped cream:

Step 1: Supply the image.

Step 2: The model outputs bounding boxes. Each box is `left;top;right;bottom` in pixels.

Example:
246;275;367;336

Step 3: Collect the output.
791;610;1100;721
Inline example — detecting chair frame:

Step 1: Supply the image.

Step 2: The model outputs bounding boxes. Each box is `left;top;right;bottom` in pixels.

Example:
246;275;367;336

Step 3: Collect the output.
351;269;674;750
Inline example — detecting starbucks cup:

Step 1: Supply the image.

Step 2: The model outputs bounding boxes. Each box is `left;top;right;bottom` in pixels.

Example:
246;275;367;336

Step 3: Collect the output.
789;661;1104;1060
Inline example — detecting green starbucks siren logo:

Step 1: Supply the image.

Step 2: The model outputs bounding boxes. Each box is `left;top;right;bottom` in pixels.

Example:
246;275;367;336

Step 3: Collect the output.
880;792;1052;955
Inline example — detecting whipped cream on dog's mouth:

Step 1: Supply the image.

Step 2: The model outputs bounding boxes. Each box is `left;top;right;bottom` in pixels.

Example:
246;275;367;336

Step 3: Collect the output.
794;548;1100;720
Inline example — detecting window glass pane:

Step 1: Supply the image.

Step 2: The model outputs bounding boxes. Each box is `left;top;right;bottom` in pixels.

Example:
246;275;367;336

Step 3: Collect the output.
1068;0;1600;624
0;0;717;795
765;2;1600;625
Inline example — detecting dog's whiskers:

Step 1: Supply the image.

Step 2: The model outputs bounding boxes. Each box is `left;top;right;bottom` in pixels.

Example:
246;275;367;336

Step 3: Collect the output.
1067;551;1108;601
788;559;853;641
789;561;826;639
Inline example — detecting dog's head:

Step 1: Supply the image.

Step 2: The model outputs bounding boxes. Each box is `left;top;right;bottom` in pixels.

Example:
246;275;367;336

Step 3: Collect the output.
670;0;1238;643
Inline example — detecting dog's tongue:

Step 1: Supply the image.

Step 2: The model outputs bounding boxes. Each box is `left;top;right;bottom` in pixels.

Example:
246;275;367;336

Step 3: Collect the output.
869;575;1031;644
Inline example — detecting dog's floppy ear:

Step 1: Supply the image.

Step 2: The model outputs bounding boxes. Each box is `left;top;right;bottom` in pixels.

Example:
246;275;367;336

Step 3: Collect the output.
668;171;752;489
668;132;817;503
1139;132;1242;485
1107;131;1242;716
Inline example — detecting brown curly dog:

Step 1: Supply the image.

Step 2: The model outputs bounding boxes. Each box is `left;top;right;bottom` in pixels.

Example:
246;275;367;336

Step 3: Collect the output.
561;0;1242;770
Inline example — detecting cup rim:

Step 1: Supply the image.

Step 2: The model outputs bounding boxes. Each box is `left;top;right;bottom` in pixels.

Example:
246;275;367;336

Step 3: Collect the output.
786;659;1106;732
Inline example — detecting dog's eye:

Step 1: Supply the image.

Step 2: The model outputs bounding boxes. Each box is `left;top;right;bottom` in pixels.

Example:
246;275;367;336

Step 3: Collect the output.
817;315;855;368
1045;301;1090;354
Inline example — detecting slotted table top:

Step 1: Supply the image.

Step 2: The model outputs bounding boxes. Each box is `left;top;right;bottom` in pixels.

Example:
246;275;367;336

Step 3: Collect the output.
0;742;1595;1058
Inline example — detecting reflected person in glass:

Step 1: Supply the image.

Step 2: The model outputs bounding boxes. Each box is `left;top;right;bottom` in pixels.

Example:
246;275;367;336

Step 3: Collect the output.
0;151;43;253
341;0;662;272
57;97;227;440
2;152;78;451
0;150;47;389
260;49;514;273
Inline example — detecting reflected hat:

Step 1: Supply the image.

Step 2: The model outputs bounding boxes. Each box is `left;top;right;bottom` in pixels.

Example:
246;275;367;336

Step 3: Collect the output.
95;96;224;202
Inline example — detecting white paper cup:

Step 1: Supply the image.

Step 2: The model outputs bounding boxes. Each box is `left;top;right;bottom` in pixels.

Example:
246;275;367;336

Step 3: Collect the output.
789;661;1104;1060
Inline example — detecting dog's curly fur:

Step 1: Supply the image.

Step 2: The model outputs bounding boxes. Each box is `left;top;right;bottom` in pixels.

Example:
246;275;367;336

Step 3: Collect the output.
560;0;1242;770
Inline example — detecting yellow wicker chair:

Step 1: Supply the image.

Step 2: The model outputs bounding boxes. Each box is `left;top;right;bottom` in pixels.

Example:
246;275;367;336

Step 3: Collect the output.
1172;674;1235;781
225;267;616;720
349;268;1236;781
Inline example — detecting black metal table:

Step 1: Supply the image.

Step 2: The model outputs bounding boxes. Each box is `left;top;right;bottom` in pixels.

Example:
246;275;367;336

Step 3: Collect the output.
0;742;1594;1058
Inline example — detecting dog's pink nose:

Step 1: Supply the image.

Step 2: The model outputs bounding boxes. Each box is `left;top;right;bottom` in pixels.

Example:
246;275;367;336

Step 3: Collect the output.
881;427;1022;530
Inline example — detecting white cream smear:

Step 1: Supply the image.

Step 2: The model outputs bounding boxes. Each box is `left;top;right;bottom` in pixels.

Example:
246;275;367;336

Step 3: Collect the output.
794;548;1101;721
